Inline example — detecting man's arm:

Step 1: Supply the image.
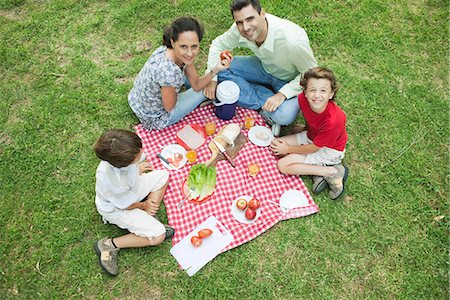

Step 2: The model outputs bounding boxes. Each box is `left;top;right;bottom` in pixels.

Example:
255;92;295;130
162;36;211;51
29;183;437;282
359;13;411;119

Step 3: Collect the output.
204;24;241;99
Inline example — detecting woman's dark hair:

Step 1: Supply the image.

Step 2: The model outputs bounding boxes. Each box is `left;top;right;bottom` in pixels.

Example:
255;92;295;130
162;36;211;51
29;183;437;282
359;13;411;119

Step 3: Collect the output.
300;67;339;101
93;129;142;168
163;17;204;48
230;0;262;14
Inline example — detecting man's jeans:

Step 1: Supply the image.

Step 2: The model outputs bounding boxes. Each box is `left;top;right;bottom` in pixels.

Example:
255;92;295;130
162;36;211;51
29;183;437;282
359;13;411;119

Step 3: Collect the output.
218;56;299;125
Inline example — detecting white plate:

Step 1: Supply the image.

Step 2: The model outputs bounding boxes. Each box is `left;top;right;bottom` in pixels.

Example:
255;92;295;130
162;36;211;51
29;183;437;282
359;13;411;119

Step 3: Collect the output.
160;144;187;170
248;126;274;147
231;195;261;224
279;189;309;213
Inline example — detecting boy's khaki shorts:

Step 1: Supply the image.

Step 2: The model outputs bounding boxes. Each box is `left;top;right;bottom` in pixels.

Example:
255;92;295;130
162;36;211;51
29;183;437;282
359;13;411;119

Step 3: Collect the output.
296;131;345;166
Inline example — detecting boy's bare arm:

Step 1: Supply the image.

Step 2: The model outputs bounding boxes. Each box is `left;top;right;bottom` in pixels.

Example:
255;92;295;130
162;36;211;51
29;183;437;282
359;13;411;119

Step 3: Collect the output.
270;139;320;156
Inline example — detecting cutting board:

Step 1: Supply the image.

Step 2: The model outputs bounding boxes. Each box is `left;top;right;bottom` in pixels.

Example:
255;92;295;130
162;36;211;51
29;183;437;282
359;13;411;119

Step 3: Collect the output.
170;216;233;276
205;132;247;167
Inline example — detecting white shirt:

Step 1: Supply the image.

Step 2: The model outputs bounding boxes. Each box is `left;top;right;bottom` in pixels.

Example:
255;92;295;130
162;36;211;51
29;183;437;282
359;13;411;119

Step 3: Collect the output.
207;13;317;99
95;160;141;213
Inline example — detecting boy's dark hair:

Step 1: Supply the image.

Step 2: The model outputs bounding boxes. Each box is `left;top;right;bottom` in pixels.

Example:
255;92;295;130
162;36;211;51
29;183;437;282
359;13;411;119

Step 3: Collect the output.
163;17;204;48
300;67;339;101
230;0;262;14
93;129;142;168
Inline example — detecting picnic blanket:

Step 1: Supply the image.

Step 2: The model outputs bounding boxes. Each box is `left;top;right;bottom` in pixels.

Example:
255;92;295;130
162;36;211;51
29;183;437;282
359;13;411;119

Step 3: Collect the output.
136;105;319;252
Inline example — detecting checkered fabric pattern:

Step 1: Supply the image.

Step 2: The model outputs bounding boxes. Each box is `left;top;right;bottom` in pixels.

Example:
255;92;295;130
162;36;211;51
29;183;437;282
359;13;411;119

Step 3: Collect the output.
135;105;319;252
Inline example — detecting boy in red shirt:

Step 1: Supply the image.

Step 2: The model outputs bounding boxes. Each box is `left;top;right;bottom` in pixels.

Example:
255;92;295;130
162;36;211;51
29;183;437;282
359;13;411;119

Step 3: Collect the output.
270;67;348;200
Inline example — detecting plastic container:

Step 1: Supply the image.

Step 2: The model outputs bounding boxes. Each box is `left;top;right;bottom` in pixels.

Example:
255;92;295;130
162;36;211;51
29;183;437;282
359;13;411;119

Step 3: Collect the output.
214;80;240;120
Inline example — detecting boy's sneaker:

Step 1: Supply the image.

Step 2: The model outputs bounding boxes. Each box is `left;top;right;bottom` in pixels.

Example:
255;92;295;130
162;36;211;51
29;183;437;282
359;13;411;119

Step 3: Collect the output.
271;123;281;137
164;225;175;240
324;164;349;200
312;176;328;194
94;238;119;276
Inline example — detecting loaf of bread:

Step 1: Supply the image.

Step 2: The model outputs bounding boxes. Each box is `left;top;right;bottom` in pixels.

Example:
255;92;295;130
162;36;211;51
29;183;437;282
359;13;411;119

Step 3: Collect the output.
176;125;205;150
219;123;240;146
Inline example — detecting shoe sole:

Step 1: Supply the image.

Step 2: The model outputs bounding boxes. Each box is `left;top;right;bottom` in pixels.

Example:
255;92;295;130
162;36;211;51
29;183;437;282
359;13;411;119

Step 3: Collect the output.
93;242;118;277
313;177;328;194
331;166;349;200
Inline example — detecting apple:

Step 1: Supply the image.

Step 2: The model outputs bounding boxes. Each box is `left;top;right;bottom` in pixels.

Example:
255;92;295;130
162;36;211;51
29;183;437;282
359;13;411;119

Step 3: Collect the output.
248;199;260;210
245;208;257;220
236;198;247;210
220;50;232;60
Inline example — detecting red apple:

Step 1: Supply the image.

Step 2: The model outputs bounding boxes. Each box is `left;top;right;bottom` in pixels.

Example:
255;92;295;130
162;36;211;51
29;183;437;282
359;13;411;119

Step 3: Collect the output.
245;208;257;220
248;199;260;210
236;198;247;210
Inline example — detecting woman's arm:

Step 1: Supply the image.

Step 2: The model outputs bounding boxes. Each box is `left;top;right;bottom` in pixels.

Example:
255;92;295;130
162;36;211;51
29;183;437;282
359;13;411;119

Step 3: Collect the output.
161;86;178;112
185;59;230;92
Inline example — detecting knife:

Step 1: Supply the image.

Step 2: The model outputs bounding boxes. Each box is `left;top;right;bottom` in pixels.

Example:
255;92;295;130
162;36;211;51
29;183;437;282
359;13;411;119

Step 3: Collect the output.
157;153;176;169
212;139;236;167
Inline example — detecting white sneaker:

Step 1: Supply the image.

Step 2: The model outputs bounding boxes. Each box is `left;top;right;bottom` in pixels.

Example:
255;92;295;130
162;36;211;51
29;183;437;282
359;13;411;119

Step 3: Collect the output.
271;123;281;137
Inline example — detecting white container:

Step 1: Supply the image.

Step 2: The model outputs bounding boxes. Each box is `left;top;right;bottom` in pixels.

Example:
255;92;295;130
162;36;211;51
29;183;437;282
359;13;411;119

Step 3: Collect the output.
214;80;240;106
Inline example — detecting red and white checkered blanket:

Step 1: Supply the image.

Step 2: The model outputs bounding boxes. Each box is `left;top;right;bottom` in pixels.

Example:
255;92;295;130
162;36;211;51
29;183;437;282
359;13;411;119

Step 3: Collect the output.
136;105;319;252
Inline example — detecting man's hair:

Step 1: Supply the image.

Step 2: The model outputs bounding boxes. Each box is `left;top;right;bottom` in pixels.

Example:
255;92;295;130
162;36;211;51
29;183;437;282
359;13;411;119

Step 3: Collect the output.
163;17;204;48
93;129;142;168
230;0;262;14
300;67;339;101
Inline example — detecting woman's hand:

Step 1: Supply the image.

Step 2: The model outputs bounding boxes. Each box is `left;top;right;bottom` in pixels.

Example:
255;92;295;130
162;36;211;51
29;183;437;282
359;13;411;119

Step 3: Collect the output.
270;139;290;156
213;56;232;74
138;161;153;175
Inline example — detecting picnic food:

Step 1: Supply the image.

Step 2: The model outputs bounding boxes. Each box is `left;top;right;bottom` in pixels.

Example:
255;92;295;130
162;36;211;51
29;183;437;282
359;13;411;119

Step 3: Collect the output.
187;164;217;201
191;236;202;247
198;229;213;238
220;50;232;60
245;208;257;220
167;152;183;168
177;125;206;150
248;199;260;210
219;123;240;146
255;131;269;141
236;198;247;210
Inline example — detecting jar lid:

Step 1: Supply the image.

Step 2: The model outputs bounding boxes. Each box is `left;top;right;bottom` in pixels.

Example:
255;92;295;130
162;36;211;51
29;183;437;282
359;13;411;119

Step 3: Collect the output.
214;81;240;106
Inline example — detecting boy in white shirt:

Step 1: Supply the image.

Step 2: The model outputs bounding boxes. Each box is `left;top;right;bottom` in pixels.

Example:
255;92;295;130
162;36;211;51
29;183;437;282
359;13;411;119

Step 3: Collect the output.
93;129;173;276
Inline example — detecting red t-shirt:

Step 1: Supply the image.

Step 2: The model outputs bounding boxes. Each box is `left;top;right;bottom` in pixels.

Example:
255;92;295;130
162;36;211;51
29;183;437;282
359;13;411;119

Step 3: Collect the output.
298;92;348;151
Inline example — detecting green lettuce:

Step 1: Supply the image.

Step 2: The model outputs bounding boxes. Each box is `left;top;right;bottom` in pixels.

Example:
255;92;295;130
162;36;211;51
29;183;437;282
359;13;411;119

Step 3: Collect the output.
187;164;216;200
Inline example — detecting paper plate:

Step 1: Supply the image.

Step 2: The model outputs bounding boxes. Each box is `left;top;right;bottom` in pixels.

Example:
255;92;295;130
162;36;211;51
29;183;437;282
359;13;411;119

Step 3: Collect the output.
248;126;274;147
279;189;309;213
231;195;261;224
160;144;187;170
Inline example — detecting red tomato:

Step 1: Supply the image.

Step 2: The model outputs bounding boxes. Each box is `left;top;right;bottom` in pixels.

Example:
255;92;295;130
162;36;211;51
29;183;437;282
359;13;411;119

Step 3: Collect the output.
198;229;213;238
236;198;248;210
220;50;232;60
248;199;260;210
191;236;202;247
245;208;257;220
174;153;183;161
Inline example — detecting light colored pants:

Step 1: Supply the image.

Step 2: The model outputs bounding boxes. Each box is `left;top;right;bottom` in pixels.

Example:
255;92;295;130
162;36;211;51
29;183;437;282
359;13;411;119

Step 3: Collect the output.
218;56;300;125
296;131;345;166
168;87;206;126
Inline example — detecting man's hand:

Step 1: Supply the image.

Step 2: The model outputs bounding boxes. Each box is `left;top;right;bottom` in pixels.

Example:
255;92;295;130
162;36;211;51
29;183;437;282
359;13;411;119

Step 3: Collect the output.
142;199;159;216
270;138;290;156
262;92;286;112
138;161;153;175
204;81;218;99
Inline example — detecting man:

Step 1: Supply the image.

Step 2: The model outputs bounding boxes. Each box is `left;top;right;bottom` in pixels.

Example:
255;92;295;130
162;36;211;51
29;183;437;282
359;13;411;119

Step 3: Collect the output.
204;0;317;136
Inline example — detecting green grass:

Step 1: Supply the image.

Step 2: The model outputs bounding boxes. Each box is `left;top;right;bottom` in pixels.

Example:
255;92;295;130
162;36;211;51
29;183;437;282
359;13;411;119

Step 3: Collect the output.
1;0;448;298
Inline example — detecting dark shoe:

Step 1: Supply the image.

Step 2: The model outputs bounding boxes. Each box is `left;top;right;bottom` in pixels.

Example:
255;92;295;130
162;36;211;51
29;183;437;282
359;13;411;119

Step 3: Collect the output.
94;238;119;276
312;176;328;194
164;225;175;240
324;164;349;200
258;111;281;137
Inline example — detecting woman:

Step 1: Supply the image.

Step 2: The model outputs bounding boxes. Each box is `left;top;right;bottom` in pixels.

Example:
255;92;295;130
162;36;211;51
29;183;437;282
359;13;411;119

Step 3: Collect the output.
128;17;231;130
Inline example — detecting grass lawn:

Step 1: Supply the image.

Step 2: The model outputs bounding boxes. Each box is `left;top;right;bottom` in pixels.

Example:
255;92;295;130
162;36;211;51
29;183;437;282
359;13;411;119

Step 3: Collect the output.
1;0;448;298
